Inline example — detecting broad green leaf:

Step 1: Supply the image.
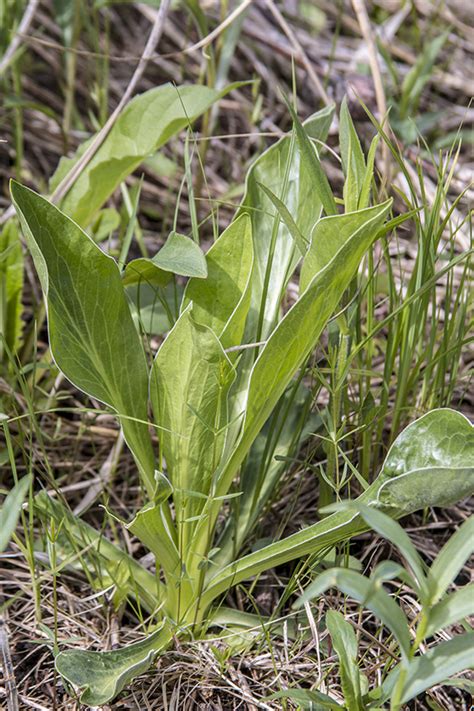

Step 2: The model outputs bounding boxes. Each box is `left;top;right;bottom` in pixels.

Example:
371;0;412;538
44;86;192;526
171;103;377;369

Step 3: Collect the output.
376;409;474;513
56;620;173;706
183;213;253;348
153;231;207;278
0;475;31;552
300;204;389;294
240;104;334;340
0;220;24;356
270;688;343;709
286;99;337;216
200;410;474;610
326;610;365;710
11;182;156;494
380;632;474;705
150;310;235;554
34;491;159;611
50;84;235;227
296;569;412;661
426;584;474;638
340;97;366;212
428;516;474;603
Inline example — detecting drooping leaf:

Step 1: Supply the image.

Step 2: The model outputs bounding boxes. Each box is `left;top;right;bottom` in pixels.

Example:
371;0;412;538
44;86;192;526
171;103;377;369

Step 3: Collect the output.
326;610;366;710
56;621;173;706
0;475;31;552
353;504;428;602
50;83;236;226
11;182;156;494
183;213;253;349
297;569;412;661
0;220;24;356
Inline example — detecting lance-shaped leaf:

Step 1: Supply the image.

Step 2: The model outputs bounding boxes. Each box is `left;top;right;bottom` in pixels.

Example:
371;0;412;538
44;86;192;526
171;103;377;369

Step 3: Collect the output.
240;105;334;340
11;182;156;494
56;620;173;706
200;409;474;609
150;310;235;551
50;83;236;227
183;213;253;349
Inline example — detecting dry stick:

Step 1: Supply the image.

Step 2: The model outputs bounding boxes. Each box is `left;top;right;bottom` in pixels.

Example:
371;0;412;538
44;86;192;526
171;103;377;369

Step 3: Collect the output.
263;0;331;106
351;0;391;182
0;0;40;76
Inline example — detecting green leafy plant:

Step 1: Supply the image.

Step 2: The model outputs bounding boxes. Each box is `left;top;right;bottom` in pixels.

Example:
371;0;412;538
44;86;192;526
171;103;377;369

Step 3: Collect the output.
10;103;474;706
284;507;474;710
